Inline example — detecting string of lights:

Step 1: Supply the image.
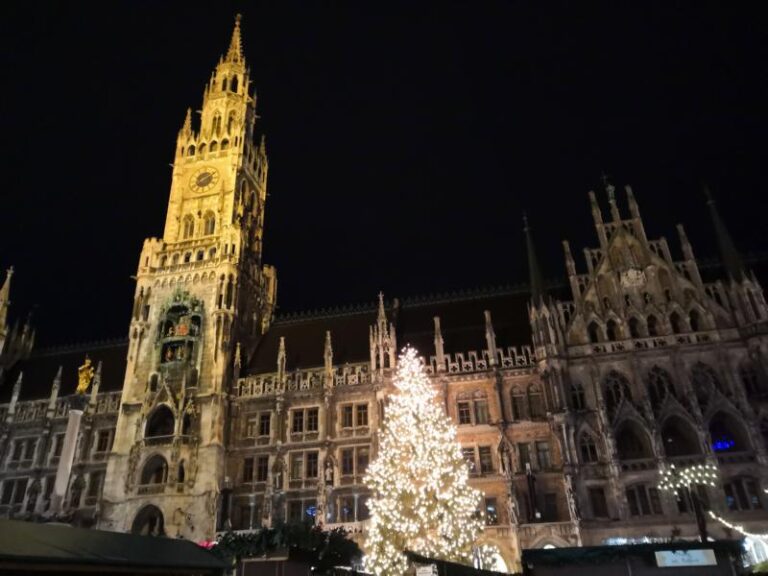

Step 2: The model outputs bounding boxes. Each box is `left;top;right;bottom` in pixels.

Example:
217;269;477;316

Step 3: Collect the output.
658;463;718;492
707;511;768;540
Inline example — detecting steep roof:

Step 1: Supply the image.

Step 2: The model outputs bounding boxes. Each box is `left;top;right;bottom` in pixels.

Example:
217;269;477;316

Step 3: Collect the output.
246;286;538;374
0;339;128;403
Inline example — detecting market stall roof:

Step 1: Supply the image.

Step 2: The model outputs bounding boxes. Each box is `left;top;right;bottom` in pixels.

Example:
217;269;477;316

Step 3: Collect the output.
0;520;227;575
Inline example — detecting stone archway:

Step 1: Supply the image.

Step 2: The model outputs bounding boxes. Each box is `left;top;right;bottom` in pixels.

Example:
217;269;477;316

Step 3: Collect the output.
131;504;165;536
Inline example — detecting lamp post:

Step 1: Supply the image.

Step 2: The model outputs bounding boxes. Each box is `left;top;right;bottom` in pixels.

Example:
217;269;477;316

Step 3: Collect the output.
658;463;718;542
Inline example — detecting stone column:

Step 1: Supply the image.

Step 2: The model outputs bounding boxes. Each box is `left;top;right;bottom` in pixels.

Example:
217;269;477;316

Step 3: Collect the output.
50;395;87;514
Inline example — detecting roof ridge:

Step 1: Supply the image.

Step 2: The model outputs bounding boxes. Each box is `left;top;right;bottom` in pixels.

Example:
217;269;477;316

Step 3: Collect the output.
32;337;129;357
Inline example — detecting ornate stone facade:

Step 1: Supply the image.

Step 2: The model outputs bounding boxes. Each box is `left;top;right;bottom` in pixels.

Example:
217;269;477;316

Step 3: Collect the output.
0;15;767;573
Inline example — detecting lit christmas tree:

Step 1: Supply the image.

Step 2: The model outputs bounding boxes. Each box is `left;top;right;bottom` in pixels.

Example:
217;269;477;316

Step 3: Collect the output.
364;346;492;576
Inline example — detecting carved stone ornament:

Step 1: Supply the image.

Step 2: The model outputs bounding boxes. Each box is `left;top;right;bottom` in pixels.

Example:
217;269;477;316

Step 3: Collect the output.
620;268;647;289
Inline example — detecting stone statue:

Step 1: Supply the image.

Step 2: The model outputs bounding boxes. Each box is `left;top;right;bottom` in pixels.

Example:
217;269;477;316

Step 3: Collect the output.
76;356;95;395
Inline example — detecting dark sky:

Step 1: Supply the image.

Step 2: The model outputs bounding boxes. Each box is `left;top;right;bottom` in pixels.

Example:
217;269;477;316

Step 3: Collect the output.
0;2;766;347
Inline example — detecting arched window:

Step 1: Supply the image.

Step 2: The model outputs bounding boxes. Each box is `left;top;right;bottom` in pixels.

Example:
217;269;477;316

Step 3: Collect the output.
146;406;175;438
171;253;180;265
196;250;204;261
212;113;222;135
203;211;216;235
588;321;601;344
689;309;701;332
740;363;761;395
606;319;619;341
570;381;585;411
670;312;683;334
221;76;227;91
187;144;195;156
647;366;673;408
132;504;165;536
628;317;641;338
647;315;658;337
230;75;239;92
661;416;701;457
178;461;186;484
510;388;527;421
227;112;236;134
159;255;167;268
692;362;728;400
615;421;653;460
140;455;168;486
528;384;545;419
209;247;217;259
604;371;631;417
209;140;219;153
198;143;207;155
183;252;192;263
579;433;599;463
221;138;230;150
182;215;194;239
709;412;749;452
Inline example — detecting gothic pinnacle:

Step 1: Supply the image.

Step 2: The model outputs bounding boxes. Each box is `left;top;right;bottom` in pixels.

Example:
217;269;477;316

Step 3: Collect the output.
225;14;244;64
704;184;745;281
523;213;545;305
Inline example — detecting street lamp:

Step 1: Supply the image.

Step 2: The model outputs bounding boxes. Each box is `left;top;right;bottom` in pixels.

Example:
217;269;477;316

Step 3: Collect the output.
658;463;718;542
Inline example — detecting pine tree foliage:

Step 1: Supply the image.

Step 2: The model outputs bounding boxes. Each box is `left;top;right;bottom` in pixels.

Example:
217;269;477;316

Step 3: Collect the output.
364;347;491;576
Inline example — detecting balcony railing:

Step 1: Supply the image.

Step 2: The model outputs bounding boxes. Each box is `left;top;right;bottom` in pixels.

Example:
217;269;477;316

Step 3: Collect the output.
137;483;165;495
620;458;657;472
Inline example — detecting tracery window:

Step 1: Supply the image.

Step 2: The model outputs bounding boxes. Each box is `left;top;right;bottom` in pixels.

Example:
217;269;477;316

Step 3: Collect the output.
570;381;586;411
182;215;194;239
203;211;216;235
579;433;599;463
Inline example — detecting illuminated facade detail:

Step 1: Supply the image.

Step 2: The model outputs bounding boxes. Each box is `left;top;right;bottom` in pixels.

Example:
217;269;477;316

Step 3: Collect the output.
0;15;766;573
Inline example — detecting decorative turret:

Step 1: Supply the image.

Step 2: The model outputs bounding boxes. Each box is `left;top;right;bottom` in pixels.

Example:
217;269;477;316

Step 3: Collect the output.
225;14;244;64
433;317;445;372
705;185;745;282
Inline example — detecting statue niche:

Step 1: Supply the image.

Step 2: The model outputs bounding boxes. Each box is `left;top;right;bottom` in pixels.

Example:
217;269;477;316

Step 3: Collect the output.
157;291;203;375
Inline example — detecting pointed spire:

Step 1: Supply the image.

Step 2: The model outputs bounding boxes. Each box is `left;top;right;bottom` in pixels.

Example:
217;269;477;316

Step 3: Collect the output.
0;266;13;330
600;173;621;221
324;331;333;369
433;317;445;372
377;291;386;325
523;213;545;304
89;361;102;404
181;108;192;136
225;14;244;64
48;366;62;412
277;336;286;383
7;371;22;420
625;185;640;219
484;310;498;366
705;185;745;281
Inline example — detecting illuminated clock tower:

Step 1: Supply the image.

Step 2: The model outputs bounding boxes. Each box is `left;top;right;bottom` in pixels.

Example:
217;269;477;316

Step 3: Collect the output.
100;15;277;538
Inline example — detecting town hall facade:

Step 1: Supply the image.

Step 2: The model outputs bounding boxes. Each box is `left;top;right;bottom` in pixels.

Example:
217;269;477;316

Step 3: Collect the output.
1;16;768;571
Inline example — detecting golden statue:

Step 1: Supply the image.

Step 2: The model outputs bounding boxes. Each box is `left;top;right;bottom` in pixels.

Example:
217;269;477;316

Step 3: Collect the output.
77;356;95;395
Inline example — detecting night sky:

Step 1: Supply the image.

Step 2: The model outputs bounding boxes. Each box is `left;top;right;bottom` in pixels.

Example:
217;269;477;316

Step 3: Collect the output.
0;2;766;347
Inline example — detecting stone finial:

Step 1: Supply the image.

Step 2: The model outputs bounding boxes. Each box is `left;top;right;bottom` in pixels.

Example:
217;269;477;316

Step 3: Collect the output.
48;366;62;412
484;310;498;366
433;316;445;372
7;372;22;420
181;108;192;135
625;185;640;219
377;292;386;326
324;331;333;368
277;336;286;382
89;361;102;404
524;213;545;305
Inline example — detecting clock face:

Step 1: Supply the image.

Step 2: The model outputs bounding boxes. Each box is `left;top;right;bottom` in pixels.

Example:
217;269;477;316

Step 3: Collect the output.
189;167;219;193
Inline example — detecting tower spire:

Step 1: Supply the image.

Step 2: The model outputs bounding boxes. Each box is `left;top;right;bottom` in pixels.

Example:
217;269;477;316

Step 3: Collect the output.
524;214;545;304
225;14;244;64
705;185;745;281
0;266;14;332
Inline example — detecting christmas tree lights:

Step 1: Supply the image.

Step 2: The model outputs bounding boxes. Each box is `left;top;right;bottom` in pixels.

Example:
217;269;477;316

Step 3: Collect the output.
364;347;493;576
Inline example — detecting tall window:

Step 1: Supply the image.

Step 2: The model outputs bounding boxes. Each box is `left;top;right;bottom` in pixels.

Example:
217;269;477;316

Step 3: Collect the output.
95;430;112;454
243;458;254;483
518;443;531;470
570;381;586;410
182;215;194;239
203;212;216;235
256;456;269;482
485;497;499;525
536;441;552;470
462;447;477;474
511;389;527;420
528;385;545;419
604;370;631;416
647;315;658;336
340;446;370;479
478;446;494;474
589;487;609;518
723;477;763;511
626;484;663;516
579;434;599;463
290;451;319;481
647;366;673;408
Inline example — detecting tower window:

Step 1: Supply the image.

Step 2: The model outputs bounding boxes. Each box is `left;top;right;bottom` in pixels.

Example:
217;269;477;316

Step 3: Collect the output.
182;216;194;239
647;315;658;336
670;312;683;334
209;141;218;153
228;112;236;134
187;145;195;156
230;75;239;92
196;250;204;261
221;76;227;91
203;212;216;235
689;309;701;331
221;139;230;150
